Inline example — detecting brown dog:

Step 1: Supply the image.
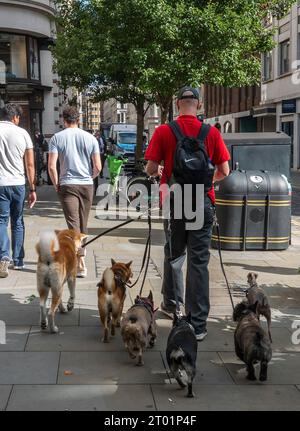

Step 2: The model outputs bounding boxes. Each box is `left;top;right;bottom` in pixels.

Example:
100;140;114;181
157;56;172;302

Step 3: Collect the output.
246;272;272;343
97;259;133;343
36;229;86;333
121;291;157;366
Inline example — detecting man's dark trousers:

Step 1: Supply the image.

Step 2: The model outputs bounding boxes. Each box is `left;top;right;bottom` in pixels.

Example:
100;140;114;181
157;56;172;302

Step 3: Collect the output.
162;196;214;335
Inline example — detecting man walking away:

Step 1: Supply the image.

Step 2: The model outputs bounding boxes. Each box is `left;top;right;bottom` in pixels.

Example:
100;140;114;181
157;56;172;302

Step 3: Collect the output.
0;104;37;278
48;106;101;278
145;87;230;341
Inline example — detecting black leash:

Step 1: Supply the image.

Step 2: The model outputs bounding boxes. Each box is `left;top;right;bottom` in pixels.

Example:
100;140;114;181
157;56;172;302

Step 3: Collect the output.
213;209;235;311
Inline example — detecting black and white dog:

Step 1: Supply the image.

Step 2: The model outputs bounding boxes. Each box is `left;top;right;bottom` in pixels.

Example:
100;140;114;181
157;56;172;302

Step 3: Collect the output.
166;313;198;398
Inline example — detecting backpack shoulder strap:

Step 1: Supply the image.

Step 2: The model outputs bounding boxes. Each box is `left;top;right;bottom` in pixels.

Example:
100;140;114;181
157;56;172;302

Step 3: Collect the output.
168;121;185;142
197;123;211;144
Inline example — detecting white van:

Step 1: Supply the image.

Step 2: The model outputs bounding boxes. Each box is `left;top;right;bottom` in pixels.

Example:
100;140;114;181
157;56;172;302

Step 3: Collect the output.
109;124;137;142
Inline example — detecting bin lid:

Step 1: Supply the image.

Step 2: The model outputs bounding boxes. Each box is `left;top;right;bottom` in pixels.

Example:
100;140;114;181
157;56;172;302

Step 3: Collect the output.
214;170;291;196
223;133;291;146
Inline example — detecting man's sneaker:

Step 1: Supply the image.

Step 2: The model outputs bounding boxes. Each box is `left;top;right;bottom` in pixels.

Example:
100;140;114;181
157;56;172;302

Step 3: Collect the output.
77;267;87;278
196;330;208;342
13;265;25;270
160;302;185;319
0;259;10;278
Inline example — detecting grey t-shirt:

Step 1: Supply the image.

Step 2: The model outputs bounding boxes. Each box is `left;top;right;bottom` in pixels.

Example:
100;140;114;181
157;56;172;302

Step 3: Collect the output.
0;121;34;186
49;128;99;185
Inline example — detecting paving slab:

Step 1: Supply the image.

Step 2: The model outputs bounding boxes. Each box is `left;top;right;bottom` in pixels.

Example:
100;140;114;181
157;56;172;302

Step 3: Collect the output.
0;386;11;411
0;352;60;384
58;351;169;385
152;384;300;411
219;351;300;385
0;305;79;326
0;327;30;352
6;384;155;411
27;326;127;352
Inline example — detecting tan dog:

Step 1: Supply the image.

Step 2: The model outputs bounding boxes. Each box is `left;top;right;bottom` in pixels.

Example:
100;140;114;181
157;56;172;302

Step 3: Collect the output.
121;291;157;366
36;229;86;333
246;272;272;343
97;259;133;343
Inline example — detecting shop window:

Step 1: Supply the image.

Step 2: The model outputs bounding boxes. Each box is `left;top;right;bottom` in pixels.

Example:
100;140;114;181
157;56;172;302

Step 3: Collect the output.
0;34;27;79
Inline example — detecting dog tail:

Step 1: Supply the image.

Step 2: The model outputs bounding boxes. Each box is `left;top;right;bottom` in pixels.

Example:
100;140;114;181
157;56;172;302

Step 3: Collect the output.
37;231;59;265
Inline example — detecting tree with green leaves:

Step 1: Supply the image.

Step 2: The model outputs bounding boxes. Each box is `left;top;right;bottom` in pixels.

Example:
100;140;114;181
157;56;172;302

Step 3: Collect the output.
53;0;294;157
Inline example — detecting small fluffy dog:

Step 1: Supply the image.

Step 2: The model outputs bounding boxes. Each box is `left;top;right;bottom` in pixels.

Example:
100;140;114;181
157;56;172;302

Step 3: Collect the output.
166;313;197;398
246;272;272;343
233;301;272;382
97;259;133;343
121;291;157;366
36;229;86;333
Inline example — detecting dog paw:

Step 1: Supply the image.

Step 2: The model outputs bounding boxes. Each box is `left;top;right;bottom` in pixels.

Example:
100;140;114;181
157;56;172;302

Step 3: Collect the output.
259;375;267;382
59;305;67;314
41;320;48;330
136;361;144;367
187;392;195;398
67;300;74;312
50;325;59;334
101;337;109;343
247;375;257;381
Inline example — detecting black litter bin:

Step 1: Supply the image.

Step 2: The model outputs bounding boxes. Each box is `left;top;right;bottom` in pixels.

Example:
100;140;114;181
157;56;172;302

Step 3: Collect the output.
223;133;291;181
211;170;291;251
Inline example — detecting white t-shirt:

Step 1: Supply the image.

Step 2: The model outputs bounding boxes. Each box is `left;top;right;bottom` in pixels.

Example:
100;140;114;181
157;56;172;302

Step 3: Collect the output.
0;121;34;186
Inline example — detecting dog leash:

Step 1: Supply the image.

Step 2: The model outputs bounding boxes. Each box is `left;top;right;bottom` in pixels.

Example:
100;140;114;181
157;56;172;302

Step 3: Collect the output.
213;209;235;311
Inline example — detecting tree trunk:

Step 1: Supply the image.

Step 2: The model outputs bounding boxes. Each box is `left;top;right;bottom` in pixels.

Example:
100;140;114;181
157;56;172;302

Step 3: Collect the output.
160;107;169;124
159;96;173;124
135;98;145;163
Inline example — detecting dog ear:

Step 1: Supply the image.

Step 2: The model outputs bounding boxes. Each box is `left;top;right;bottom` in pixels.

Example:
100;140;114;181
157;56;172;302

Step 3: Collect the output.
254;273;258;280
126;261;133;268
173;313;178;325
54;230;60;236
111;259;116;266
148;291;153;302
80;234;88;240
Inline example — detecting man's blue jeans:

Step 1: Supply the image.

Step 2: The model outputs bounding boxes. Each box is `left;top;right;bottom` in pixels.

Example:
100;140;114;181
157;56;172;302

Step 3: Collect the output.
0;186;26;266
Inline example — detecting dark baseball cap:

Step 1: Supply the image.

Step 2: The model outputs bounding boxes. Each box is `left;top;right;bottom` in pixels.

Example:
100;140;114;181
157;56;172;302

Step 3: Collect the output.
177;86;200;101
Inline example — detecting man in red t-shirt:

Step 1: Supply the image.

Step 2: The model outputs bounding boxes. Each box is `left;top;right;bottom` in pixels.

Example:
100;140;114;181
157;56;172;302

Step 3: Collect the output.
145;87;230;341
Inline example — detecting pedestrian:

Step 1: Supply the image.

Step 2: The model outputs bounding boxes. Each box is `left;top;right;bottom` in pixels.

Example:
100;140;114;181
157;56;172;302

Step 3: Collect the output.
48;106;101;278
145;87;230;341
0;103;37;278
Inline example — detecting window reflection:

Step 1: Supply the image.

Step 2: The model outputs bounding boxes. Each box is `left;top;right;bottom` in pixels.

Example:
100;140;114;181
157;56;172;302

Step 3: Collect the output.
0;34;27;79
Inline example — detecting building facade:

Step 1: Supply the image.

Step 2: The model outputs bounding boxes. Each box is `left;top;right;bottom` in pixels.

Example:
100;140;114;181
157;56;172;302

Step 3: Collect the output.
203;85;262;133
260;2;300;169
0;0;66;139
204;2;300;169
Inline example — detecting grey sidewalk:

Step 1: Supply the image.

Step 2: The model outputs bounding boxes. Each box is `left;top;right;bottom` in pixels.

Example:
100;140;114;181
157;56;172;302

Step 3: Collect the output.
0;185;300;411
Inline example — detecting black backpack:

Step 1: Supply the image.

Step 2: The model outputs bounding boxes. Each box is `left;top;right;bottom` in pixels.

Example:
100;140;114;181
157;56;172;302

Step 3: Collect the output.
168;121;215;193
